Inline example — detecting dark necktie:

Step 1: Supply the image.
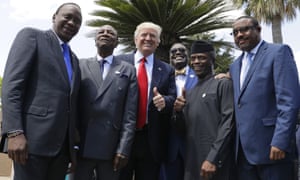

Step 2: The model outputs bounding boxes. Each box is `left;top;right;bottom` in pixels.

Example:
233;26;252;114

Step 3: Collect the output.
99;59;107;80
136;57;148;129
62;43;72;84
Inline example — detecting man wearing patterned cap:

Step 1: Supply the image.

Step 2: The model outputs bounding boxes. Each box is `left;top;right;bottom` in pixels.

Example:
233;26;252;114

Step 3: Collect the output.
174;40;236;180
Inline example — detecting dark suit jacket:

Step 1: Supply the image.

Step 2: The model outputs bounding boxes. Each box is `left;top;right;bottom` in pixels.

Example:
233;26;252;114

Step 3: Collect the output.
1;28;80;163
168;67;198;163
118;53;177;162
78;56;137;160
230;41;300;164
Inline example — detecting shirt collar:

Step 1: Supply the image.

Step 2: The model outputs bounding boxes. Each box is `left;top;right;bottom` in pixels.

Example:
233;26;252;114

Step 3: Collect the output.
51;29;66;46
97;54;113;65
247;40;263;55
134;50;154;64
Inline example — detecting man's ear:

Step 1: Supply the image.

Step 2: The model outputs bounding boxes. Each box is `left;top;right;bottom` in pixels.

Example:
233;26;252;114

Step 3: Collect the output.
52;14;56;23
257;25;262;33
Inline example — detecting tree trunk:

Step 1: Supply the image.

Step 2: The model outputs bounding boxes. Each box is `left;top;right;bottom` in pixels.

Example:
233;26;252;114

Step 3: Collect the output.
271;15;283;44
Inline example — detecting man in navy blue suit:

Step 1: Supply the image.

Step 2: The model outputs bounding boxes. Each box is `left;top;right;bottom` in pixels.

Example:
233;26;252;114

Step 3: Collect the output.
160;43;198;180
230;16;300;180
118;22;177;180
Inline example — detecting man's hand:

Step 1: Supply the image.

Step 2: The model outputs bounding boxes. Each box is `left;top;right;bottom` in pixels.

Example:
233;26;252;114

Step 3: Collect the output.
270;146;285;160
174;88;186;112
7;134;28;164
214;72;231;79
200;160;216;180
113;154;128;171
153;87;165;111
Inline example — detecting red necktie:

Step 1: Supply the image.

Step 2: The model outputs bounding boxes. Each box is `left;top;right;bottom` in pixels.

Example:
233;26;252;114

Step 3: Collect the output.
136;57;148;129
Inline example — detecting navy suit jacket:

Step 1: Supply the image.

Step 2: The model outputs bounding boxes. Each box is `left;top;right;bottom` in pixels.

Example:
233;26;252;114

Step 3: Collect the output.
78;56;137;160
230;41;300;164
1;28;80;163
168;66;198;162
118;53;177;162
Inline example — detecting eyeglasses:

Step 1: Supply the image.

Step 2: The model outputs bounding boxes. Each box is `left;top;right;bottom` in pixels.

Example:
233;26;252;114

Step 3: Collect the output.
170;48;186;54
231;25;256;36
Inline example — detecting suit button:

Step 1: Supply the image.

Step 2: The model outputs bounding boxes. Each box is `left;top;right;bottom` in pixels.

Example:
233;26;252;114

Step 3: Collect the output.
238;104;241;108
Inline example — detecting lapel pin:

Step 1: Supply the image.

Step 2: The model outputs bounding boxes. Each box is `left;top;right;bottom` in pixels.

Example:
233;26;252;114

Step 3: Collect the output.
202;93;206;98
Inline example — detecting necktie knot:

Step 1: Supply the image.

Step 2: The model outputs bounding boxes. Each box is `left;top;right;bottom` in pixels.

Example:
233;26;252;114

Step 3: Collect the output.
62;43;69;51
140;57;147;64
246;52;253;63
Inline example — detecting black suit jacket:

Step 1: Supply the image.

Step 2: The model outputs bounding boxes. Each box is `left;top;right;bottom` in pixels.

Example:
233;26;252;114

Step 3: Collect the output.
1;28;80;163
118;53;177;162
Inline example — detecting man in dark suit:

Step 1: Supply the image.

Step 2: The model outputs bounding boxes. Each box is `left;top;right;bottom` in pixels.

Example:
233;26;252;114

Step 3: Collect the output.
119;22;177;180
230;16;300;180
74;25;138;180
160;43;198;180
0;3;82;180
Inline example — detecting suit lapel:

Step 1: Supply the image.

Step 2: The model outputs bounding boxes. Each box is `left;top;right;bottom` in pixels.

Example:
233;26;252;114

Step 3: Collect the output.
238;41;267;100
46;30;71;88
95;57;121;99
185;68;198;90
149;59;163;105
87;58;102;88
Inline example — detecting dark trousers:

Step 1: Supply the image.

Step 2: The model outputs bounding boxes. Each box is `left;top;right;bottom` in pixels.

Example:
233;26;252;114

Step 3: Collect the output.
74;157;120;180
13;144;70;180
163;155;184;180
119;128;160;180
237;147;294;180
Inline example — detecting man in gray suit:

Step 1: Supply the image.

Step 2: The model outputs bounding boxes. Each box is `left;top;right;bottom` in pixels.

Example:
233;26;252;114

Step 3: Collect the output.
0;3;82;180
74;25;138;180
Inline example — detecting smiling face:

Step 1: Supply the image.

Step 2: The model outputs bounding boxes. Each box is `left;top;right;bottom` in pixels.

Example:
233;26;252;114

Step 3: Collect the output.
190;53;213;79
170;43;188;70
135;28;160;57
52;3;82;43
232;17;261;52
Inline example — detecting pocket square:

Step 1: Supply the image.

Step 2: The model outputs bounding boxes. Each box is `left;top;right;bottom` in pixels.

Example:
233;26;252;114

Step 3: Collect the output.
115;71;129;78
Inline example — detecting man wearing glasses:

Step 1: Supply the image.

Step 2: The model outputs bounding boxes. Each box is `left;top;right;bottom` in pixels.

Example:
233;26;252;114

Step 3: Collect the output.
230;16;300;180
160;43;198;180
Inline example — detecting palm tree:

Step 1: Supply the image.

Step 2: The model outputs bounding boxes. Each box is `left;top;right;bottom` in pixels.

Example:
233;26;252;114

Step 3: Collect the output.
231;0;300;43
86;0;236;66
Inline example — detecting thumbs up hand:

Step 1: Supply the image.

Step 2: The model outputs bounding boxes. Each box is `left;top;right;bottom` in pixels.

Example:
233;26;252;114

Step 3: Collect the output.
153;87;165;111
174;88;186;112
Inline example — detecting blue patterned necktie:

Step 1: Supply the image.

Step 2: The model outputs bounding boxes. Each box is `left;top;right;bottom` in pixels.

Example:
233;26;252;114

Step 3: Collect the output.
240;52;253;88
62;43;72;84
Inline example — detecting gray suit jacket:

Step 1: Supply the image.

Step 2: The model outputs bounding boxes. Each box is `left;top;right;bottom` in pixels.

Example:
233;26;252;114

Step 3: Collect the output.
78;56;138;160
1;28;80;162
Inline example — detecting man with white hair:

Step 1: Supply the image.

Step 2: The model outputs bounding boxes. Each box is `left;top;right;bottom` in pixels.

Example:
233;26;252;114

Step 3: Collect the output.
118;22;177;180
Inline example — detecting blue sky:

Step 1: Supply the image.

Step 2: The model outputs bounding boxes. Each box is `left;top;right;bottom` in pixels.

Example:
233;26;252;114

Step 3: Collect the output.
1;0;300;76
